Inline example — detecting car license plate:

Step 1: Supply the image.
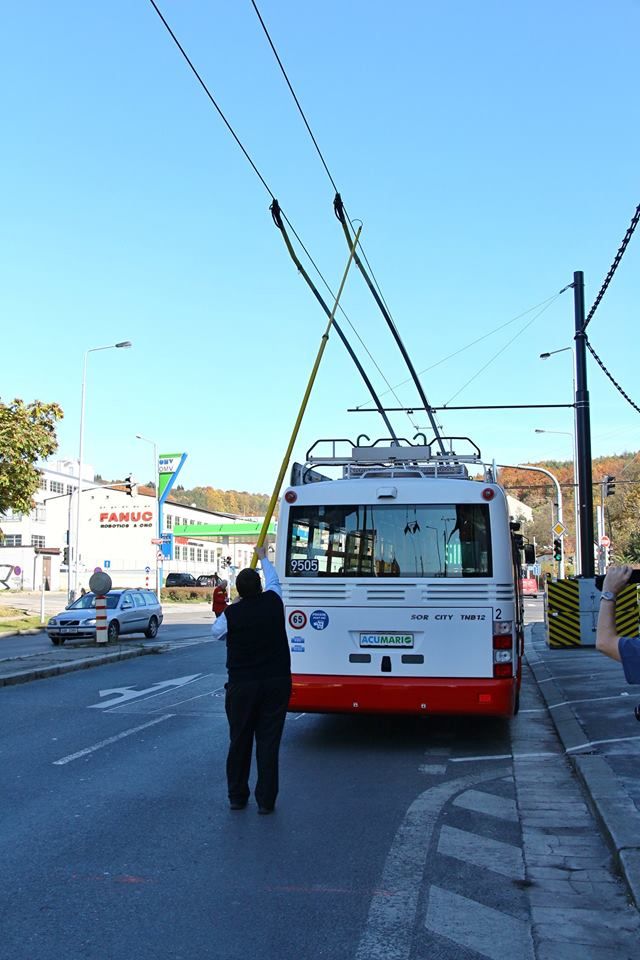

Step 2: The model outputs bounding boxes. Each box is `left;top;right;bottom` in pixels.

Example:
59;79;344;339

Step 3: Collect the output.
61;627;74;633
359;633;414;648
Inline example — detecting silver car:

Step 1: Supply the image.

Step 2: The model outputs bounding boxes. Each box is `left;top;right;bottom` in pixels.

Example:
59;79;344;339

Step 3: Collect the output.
47;589;163;645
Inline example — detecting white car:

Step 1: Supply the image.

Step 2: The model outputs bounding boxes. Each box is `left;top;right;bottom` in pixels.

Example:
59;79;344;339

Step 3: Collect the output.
47;589;163;645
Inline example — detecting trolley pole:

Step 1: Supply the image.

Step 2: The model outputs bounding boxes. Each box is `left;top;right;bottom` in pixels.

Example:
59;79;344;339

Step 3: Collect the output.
573;271;595;577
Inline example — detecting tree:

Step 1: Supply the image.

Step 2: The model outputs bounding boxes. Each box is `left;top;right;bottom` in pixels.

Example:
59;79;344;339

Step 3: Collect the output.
0;398;63;515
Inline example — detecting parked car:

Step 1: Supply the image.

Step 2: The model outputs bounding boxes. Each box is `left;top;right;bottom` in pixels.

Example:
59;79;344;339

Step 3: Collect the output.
165;572;198;587
47;589;163;645
196;574;218;587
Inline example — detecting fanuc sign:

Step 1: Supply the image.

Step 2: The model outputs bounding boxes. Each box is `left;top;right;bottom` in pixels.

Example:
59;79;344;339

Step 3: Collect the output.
99;509;154;529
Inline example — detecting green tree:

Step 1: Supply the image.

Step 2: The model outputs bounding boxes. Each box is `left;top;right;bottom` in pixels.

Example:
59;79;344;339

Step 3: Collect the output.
0;398;63;515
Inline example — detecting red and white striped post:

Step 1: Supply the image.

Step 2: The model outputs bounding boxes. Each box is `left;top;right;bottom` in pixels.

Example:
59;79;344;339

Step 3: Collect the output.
95;595;108;644
88;570;113;645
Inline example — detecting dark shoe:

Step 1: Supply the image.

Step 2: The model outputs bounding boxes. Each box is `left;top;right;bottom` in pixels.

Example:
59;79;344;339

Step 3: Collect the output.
257;806;274;815
229;800;248;810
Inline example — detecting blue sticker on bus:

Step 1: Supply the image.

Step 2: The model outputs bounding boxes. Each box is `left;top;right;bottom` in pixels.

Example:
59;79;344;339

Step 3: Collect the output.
310;610;329;630
291;644;305;653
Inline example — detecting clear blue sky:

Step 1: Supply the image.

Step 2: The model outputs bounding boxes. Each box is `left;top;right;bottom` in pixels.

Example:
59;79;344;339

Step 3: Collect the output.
2;1;638;493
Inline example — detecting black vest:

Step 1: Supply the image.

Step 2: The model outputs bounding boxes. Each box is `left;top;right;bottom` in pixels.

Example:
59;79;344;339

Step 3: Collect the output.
224;590;291;683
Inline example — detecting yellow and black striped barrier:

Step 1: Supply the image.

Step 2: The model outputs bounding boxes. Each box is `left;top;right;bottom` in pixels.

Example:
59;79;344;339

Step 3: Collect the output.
546;579;639;648
614;584;639;639
546;580;581;648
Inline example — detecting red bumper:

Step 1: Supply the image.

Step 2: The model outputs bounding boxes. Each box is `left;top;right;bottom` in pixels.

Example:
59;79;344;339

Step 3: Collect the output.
289;674;517;718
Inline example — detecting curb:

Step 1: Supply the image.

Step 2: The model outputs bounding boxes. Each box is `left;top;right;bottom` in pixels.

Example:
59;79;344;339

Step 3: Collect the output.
0;643;169;688
525;624;640;908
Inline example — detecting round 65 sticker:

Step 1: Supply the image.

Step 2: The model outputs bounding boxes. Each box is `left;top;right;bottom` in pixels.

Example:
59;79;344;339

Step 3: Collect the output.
288;609;307;630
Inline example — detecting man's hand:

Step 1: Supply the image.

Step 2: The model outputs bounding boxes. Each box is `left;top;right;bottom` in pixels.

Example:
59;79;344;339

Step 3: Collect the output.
255;546;267;561
603;564;634;596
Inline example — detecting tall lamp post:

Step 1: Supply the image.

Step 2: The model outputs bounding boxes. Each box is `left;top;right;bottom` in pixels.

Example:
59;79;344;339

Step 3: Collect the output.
136;433;160;595
534;428;580;575
539;346;580;574
74;341;132;599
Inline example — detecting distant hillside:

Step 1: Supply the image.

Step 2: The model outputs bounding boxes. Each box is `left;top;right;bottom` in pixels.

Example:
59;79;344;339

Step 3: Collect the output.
169;485;273;518
499;451;640;565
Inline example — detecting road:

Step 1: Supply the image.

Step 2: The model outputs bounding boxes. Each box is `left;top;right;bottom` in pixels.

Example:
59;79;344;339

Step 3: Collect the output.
0;598;638;960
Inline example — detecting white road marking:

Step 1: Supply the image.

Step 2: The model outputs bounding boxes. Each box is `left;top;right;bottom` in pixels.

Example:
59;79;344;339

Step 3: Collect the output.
438;824;524;879
550;693;631;709
425;886;534;960
354;767;508;960
450;751;557;763
89;674;204;710
453;788;518;822
566;734;640;754
419;763;447;775
53;715;174;765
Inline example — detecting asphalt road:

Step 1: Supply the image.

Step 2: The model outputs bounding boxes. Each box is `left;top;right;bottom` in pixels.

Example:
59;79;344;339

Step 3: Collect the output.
1;597;638;960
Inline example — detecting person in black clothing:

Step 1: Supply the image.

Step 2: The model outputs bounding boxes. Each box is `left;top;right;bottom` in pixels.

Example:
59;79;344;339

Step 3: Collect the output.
211;545;291;814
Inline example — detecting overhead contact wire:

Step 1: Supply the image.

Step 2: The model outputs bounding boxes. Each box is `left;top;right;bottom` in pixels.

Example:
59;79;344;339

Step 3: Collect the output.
146;0;394;433
249;0;439;445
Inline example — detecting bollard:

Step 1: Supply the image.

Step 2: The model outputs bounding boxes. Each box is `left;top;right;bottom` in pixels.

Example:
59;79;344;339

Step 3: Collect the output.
95;595;108;643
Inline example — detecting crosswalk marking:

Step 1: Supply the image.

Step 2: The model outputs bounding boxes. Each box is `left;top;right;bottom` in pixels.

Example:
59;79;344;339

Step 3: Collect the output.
425;886;534;960
453;788;518;822
437;824;524;880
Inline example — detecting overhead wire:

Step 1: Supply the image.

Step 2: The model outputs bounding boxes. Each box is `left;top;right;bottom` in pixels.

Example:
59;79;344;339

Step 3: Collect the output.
145;0;396;434
583;202;640;331
442;294;562;406
248;0;444;449
353;289;564;408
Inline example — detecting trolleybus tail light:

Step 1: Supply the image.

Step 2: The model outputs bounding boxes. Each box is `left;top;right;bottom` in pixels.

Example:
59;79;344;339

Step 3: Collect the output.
493;662;513;678
284;490;297;504
493;620;513;677
482;487;495;501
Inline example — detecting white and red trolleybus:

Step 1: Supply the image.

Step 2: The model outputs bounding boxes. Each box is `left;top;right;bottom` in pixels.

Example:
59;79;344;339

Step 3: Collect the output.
276;438;525;718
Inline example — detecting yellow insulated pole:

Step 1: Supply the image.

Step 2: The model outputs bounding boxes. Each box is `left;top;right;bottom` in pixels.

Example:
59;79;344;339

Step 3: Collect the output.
251;225;362;568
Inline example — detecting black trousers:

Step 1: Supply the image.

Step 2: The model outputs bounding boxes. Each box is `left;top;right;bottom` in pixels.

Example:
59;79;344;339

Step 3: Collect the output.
224;676;291;809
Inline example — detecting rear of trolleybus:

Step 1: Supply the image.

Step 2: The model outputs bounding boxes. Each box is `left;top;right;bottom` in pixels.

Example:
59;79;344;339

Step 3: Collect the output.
277;443;523;718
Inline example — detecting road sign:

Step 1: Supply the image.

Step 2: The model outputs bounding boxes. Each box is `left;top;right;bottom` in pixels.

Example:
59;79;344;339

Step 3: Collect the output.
600;535;610;547
552;522;565;537
151;538;163;544
145;566;151;574
156;552;164;561
104;560;111;569
89;571;112;595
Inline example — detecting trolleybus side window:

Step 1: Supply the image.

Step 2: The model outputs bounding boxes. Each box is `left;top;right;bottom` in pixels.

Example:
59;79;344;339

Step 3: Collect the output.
286;504;491;578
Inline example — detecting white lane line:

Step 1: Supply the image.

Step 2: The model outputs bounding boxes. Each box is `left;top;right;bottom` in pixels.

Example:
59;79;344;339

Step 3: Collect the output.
53;715;174;765
453;789;518;822
354;766;508;960
425;886;534;960
566;733;640;754
550;692;631;709
450;751;558;764
438;825;524;879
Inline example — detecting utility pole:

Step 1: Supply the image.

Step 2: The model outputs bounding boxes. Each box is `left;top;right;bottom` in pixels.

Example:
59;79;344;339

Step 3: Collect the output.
573;272;595;577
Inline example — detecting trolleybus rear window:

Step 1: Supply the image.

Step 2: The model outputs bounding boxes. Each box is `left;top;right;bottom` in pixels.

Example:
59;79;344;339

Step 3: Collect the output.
286;504;491;577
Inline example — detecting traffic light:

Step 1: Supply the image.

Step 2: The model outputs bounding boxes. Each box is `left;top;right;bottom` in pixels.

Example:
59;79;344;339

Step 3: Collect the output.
124;475;135;496
553;538;562;562
226;556;232;567
221;557;226;569
605;475;616;496
63;547;69;566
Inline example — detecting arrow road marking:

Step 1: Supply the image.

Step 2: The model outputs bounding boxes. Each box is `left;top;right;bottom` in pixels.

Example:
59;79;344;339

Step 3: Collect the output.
88;674;202;709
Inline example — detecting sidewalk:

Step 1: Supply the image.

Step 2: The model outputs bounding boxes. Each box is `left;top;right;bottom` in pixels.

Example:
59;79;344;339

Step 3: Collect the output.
526;620;640;908
0;637;167;688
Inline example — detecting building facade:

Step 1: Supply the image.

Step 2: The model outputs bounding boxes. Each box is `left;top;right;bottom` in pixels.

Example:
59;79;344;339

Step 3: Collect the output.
0;459;261;594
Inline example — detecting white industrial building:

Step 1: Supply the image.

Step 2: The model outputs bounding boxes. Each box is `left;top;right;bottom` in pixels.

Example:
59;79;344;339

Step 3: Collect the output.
0;459;261;594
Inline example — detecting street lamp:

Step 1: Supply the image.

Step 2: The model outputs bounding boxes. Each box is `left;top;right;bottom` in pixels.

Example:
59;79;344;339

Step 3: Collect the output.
539;346;581;575
73;341;132;599
534;428;579;575
136;433;160;595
